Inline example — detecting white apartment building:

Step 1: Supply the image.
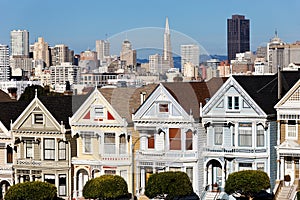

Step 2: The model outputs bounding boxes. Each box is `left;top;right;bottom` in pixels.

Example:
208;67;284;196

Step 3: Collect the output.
95;40;110;64
149;54;162;74
50;62;80;87
10;30;29;57
181;44;199;72
0;45;10;81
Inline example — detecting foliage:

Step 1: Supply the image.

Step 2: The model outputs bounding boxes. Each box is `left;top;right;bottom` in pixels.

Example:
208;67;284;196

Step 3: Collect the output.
145;171;196;200
5;181;57;200
225;170;270;199
297;191;300;200
19;85;62;101
83;175;129;199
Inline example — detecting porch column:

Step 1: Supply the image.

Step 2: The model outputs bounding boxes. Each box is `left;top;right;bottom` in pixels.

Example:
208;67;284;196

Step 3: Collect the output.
280;157;284;180
140;168;146;194
277;157;280;180
73;175;77;198
221;162;226;188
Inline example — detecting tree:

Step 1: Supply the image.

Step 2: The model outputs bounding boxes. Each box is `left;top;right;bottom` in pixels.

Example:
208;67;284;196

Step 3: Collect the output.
83;175;129;200
225;170;271;200
19;85;63;101
5;181;58;200
145;171;198;200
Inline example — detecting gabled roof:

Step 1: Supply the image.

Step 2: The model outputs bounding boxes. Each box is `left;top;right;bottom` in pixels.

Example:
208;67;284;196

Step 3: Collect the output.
38;95;89;129
233;71;300;116
162;77;228;120
100;84;158;125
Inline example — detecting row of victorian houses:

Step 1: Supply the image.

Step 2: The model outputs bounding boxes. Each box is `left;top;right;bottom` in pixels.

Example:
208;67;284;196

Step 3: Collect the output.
0;71;300;200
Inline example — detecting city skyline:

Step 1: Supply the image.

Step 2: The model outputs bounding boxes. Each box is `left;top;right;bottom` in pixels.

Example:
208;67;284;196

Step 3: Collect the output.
1;0;300;56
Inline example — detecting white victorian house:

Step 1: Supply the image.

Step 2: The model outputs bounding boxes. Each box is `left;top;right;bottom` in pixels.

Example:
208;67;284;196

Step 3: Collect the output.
201;72;300;199
132;79;226;197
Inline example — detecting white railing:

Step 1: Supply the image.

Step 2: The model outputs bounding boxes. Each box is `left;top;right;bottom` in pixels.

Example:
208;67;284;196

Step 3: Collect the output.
203;146;267;154
138;151;197;158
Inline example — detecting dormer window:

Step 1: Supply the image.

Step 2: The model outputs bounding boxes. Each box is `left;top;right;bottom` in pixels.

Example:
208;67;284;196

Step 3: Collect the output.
94;106;104;118
159;103;169;113
34;114;43;124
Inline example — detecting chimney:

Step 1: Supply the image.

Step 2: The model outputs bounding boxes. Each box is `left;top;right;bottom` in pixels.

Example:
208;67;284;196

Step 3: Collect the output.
140;91;146;105
278;66;282;99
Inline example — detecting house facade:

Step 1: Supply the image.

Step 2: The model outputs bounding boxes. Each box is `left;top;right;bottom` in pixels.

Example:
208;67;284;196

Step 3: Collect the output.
11;95;81;200
201;72;300;199
132;79;226;197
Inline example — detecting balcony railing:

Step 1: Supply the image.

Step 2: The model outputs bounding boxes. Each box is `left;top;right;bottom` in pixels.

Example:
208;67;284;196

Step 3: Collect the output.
203;146;267;154
16;159;69;167
137;151;197;159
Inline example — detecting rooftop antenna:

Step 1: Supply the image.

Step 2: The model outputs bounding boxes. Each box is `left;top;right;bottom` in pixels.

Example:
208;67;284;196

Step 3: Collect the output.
275;28;278;38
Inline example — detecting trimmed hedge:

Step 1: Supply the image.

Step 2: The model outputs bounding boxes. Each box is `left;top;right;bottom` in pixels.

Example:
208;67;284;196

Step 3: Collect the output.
5;181;57;200
225;170;270;199
83;175;129;199
145;171;196;200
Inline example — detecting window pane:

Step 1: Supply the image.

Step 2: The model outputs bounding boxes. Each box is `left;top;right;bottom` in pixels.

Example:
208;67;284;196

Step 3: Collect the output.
234;96;239;109
159;104;169;112
44;139;55;160
169;128;181;150
59;174;66;196
84;136;92;153
228;97;232;109
119;135;126;154
59;141;66;160
34;114;43;124
186;131;193;150
26;140;33;158
104;133;115;154
7;146;13;163
148;135;155;149
256;129;264;147
214;127;223;145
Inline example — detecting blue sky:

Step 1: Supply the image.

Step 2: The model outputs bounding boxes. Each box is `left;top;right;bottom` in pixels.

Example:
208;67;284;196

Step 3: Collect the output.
1;0;300;56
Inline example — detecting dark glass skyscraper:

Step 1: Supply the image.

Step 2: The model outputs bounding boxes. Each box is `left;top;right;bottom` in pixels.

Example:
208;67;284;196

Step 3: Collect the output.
227;15;250;62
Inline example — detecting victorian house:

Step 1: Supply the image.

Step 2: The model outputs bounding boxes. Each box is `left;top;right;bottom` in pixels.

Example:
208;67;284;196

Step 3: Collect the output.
70;85;156;200
132;79;226;197
274;78;300;199
11;94;86;200
201;72;300;199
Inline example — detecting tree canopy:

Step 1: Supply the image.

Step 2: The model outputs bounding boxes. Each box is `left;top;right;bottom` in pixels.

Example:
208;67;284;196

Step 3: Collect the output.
83;175;129;200
225;170;271;199
145;171;197;200
5;181;58;200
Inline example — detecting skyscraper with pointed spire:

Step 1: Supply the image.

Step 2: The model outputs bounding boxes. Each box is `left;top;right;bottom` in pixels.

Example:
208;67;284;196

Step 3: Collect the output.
163;17;174;70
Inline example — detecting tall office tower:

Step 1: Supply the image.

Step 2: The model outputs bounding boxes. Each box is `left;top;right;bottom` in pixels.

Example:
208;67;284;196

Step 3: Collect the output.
149;54;162;74
227;15;250;62
163;17;174;69
120;39;136;68
33;37;50;67
50;44;74;66
0;45;10;81
10;30;29;57
181;44;200;72
95;40;110;63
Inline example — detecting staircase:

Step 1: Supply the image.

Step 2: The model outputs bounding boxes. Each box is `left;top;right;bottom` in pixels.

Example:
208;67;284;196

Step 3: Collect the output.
275;186;294;200
203;191;220;200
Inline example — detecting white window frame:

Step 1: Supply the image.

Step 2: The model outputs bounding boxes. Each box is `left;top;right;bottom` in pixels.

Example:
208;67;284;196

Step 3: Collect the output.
94;105;104;118
238;122;252;147
26;140;33;158
44;138;55;160
256;126;265;147
226;96;240;111
83;135;92;154
58;141;67;160
214;126;223;145
104;132;116;154
58;174;67;196
158;102;169;113
286;121;298;140
33;113;44;125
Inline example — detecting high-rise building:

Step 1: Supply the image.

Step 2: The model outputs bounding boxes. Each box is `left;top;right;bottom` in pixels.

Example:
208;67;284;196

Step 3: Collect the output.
120;39;136;68
227;15;250;62
10;30;29;57
0;45;10;81
50;62;80;86
95;40;110;63
163;17;174;70
181;44;199;72
33;37;50;67
50;44;74;66
149;54;162;74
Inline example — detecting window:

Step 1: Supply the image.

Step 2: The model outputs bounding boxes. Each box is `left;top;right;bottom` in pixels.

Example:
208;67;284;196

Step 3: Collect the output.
287;120;297;139
186;167;193;183
238;122;252;147
186;130;193;150
44;174;55;185
239;163;252;171
26;140;33;158
104;170;116;174
34;114;43;124
44;139;55;160
214;127;223;145
119;134;126;154
58;141;66;160
257;163;265;171
232;127;235;146
104;133;115;154
256;127;265;147
169;128;181;150
83;136;92;153
148;134;155;149
59;174;66;196
159;103;169;113
94;106;104;118
227;96;239;110
7;145;13;163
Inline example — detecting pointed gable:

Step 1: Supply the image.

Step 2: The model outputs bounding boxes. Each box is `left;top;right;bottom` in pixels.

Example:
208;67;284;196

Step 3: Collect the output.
275;79;300;109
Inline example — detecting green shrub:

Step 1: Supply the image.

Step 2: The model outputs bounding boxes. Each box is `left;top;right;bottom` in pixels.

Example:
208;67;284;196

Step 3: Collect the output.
225;170;270;199
83;175;129;199
5;181;57;200
145;171;196;200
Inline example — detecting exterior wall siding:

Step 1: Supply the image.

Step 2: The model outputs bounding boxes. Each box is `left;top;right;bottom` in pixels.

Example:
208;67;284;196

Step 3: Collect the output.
269;121;277;191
